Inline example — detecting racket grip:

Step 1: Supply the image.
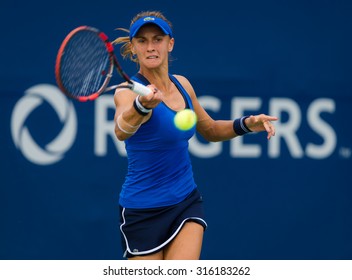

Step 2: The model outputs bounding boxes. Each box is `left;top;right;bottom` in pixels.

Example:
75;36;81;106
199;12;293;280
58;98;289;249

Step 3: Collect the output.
131;81;152;96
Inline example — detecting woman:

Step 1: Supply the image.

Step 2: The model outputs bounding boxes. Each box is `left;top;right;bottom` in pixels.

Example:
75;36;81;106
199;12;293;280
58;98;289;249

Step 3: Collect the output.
113;11;278;260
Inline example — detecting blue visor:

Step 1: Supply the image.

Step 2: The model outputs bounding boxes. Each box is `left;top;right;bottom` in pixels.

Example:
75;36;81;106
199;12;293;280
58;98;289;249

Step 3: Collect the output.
129;16;173;41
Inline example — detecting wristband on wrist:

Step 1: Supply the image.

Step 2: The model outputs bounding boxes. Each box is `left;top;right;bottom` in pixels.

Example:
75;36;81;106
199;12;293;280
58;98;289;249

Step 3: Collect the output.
233;116;252;136
133;96;152;116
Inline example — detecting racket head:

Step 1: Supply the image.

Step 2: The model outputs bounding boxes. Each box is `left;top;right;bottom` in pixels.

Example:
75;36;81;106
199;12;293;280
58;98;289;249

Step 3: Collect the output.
55;26;116;101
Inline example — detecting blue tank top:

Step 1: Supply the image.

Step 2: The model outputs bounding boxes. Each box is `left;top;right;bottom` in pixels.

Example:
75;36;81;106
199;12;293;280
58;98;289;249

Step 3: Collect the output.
119;74;197;208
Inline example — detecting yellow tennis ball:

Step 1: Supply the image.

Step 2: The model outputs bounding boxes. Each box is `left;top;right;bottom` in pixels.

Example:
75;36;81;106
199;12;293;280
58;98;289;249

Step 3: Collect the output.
174;109;197;131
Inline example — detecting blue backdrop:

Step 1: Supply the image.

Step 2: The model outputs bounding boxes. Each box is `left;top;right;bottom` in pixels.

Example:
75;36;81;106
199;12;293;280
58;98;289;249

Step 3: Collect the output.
1;0;351;260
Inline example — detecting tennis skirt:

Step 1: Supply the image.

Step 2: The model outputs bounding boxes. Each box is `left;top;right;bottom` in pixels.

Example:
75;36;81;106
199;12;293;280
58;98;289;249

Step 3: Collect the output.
119;188;207;258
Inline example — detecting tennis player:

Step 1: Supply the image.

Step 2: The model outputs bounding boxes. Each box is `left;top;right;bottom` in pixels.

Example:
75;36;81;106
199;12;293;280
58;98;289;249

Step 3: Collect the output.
113;11;278;260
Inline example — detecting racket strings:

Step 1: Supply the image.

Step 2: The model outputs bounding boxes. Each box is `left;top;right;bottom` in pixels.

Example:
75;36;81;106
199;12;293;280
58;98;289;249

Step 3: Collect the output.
59;30;111;97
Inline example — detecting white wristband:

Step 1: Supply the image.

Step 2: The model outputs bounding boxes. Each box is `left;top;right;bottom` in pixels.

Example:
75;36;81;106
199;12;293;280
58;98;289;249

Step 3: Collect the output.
135;96;152;114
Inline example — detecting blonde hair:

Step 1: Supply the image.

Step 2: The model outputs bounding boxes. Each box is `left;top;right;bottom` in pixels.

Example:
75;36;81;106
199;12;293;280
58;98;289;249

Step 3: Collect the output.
112;11;173;63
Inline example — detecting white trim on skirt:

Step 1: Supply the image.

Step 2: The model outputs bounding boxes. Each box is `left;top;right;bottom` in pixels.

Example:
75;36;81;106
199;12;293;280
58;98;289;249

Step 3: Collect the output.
120;207;207;258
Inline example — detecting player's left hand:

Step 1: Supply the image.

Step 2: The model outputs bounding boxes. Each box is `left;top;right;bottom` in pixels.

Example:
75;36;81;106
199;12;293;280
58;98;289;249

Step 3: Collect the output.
245;114;278;140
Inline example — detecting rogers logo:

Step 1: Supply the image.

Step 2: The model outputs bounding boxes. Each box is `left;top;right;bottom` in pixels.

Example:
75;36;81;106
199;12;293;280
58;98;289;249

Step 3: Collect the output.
11;84;77;165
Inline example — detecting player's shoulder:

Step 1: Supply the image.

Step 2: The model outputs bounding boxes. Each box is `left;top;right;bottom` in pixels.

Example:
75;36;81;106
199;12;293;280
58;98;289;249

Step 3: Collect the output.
171;74;195;94
171;74;191;85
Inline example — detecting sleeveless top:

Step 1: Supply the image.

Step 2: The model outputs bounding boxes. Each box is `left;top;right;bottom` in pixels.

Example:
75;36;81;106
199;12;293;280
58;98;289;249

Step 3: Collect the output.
119;73;197;208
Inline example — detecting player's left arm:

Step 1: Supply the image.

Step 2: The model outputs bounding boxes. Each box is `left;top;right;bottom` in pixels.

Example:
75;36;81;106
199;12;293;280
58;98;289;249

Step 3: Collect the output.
173;75;277;141
174;75;236;141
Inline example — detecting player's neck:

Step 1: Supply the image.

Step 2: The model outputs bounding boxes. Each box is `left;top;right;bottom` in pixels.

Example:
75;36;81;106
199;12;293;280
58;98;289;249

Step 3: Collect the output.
139;68;171;94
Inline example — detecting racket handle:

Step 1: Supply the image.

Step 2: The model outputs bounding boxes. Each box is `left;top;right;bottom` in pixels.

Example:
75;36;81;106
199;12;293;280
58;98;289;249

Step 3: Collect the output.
131;81;152;96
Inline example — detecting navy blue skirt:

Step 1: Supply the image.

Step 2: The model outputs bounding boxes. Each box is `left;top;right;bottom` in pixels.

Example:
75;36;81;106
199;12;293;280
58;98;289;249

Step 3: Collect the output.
119;188;207;258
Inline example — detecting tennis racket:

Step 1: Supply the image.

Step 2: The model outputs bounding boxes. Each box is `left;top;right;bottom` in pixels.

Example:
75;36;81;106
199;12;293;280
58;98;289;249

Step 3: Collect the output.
55;26;151;102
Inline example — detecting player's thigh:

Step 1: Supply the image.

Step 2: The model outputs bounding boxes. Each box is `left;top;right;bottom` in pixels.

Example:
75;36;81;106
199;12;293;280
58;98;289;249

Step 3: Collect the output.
164;221;204;260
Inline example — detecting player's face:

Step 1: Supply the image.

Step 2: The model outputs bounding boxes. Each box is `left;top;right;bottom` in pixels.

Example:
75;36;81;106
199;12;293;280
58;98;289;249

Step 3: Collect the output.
132;25;174;69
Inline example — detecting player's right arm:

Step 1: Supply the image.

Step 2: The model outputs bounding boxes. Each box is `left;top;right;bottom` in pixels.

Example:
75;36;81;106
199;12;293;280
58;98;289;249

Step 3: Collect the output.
114;87;145;141
114;84;162;141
